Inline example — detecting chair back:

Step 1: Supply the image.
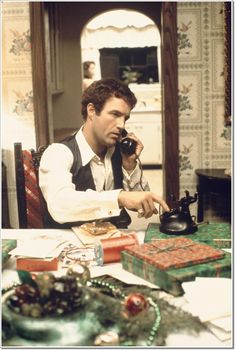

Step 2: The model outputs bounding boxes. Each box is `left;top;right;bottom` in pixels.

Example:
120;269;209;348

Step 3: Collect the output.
14;143;47;228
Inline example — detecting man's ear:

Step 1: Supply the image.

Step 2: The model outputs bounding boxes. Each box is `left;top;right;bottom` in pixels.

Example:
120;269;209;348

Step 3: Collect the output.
87;103;95;119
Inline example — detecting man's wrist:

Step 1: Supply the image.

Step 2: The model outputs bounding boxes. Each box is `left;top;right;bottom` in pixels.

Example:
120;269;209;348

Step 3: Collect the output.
118;190;124;208
123;160;137;173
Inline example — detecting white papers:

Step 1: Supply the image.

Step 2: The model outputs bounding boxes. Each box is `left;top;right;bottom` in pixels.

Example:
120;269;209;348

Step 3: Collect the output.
166;330;231;347
1;228;75;241
209;316;232;332
166;277;232;344
9;239;69;258
205;322;232;341
4;228;82;259
90;262;159;289
181;277;232;322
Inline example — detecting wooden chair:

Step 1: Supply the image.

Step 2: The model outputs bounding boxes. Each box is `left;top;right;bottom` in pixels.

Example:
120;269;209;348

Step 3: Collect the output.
14;143;47;228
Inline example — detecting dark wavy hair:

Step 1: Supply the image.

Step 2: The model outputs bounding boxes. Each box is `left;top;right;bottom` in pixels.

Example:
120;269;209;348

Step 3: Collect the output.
81;78;137;120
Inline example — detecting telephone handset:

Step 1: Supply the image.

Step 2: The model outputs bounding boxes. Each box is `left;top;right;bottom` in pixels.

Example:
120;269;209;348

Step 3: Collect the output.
119;129;137;155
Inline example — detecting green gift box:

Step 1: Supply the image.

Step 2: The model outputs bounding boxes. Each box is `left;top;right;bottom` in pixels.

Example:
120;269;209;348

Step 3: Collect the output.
121;242;231;296
124;237;226;270
2;239;17;267
145;222;231;249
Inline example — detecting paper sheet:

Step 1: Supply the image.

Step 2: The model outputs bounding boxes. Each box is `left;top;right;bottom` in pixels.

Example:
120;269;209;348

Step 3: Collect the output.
206;322;231;341
90;262;159;288
9;239;69;258
1;228;75;241
209;316;232;332
166;330;231;347
181;277;232;322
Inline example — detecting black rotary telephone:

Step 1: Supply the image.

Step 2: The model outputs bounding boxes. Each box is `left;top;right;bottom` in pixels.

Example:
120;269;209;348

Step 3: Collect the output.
119;129;137;155
159;191;198;235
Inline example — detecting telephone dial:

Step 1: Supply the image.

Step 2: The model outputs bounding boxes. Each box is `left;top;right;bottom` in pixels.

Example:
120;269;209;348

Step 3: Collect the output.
159;191;198;235
119;129;137;155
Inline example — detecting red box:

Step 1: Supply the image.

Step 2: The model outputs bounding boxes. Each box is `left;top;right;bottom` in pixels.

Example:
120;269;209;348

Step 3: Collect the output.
124;237;225;270
16;257;58;272
101;232;139;263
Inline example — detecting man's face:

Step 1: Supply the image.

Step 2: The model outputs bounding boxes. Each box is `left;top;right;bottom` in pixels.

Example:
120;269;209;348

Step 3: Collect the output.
92;96;131;148
87;63;95;79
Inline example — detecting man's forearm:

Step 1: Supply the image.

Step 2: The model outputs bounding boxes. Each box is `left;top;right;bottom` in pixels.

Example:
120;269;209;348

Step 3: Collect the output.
45;188;122;224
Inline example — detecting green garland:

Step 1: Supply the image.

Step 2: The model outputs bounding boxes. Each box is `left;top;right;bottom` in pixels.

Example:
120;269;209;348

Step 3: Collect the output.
2;268;207;346
91;275;207;346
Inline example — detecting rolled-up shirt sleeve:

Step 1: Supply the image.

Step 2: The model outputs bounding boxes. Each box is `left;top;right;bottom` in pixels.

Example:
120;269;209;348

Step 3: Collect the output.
39;144;122;224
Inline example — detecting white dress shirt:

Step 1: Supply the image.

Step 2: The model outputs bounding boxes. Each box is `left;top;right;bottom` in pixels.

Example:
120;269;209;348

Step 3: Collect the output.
39;127;149;224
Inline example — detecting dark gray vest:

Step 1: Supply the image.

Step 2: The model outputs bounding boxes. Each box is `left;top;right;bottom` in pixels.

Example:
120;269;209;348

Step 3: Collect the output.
43;133;131;228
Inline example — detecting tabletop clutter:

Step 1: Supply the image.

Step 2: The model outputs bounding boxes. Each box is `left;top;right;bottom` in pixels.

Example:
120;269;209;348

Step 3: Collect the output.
4;222;140;271
2;218;232;347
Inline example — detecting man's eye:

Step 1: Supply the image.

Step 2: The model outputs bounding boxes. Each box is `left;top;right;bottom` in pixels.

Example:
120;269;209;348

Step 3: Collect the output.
112;112;120;117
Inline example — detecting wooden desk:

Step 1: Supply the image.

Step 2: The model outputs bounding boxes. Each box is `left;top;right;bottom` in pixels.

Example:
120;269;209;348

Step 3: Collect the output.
195;169;231;222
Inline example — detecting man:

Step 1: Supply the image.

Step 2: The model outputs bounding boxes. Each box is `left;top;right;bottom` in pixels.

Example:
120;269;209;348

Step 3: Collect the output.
82;61;96;90
39;78;169;228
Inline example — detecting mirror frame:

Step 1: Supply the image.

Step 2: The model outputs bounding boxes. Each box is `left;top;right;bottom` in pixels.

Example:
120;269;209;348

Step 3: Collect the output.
30;2;179;206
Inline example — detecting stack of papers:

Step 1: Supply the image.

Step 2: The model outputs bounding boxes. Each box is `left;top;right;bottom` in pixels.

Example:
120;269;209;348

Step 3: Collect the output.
9;239;69;259
7;231;82;272
181;277;232;343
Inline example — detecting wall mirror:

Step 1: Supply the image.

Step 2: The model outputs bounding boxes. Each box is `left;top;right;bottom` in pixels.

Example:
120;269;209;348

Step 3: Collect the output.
30;2;179;206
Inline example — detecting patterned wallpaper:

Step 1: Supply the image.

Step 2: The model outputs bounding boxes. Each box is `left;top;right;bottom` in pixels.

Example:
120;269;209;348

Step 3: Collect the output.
2;2;35;148
1;2;231;227
2;2;36;228
177;2;231;219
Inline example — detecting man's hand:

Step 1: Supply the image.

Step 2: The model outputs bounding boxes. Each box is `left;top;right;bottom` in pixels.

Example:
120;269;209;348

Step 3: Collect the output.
118;191;170;219
121;132;143;173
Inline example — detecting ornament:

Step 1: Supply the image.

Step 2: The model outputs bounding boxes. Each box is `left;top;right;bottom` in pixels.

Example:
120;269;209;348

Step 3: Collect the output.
90;278;161;346
34;272;55;297
94;331;119;346
3;273;161;346
15;284;39;302
124;292;148;316
67;263;91;284
6;270;87;318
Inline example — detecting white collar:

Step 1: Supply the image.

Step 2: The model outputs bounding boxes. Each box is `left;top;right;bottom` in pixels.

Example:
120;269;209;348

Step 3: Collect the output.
75;127;115;166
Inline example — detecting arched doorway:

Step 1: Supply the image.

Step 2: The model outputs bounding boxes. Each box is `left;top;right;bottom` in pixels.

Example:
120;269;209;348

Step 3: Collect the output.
30;2;179;206
80;10;163;203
